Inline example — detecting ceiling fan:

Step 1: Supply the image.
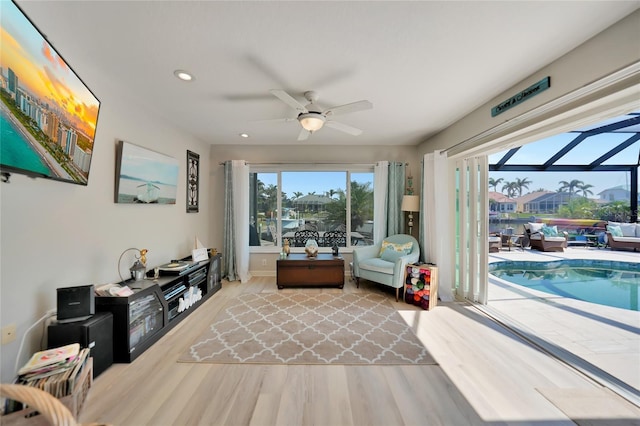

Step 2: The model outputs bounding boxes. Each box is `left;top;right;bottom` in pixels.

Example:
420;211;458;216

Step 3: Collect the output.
268;89;372;141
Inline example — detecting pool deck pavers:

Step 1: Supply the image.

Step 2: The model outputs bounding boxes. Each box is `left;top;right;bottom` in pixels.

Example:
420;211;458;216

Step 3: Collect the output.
488;246;640;402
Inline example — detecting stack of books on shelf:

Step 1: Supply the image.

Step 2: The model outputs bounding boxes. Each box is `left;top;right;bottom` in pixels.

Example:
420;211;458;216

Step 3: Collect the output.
4;343;90;415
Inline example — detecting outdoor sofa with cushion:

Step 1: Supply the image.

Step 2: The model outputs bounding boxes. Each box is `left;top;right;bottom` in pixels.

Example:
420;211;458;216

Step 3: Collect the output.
605;221;640;251
488;235;501;253
524;222;568;252
352;234;420;301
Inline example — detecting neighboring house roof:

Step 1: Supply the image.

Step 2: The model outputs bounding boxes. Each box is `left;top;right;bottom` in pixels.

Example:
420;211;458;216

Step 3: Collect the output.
488;191;514;203
516;191;554;204
292;194;333;205
597;185;631;195
524;192;580;204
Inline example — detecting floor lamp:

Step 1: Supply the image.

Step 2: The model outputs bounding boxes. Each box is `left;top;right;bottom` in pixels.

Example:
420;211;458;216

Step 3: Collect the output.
401;195;420;235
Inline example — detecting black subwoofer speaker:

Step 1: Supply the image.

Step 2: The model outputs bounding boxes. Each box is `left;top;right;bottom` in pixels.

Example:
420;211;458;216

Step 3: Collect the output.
48;312;114;378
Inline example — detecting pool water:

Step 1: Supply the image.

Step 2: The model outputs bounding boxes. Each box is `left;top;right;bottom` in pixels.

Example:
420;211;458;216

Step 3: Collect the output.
489;260;640;311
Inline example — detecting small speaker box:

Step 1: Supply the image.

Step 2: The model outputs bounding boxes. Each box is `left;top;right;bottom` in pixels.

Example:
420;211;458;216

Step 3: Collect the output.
48;312;113;377
57;285;95;322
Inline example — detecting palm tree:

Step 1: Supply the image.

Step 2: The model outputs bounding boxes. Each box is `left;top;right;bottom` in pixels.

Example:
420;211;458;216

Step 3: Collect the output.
325;189;338;199
488;177;503;192
325;182;373;231
514;177;532;197
258;184;278;214
576;183;594;198
558;179;583;195
501;181;518;198
292;191;303;200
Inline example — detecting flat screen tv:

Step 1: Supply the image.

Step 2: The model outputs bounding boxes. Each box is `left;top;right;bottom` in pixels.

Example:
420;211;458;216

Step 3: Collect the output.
0;0;100;185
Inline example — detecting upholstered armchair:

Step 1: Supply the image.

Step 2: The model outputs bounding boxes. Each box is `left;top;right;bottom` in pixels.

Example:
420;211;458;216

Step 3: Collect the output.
352;234;420;301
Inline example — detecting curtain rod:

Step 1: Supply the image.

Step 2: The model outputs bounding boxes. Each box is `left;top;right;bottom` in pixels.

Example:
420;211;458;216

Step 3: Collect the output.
218;161;407;166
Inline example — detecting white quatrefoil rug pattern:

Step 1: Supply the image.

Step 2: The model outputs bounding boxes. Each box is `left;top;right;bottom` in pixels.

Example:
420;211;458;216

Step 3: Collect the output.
179;292;435;365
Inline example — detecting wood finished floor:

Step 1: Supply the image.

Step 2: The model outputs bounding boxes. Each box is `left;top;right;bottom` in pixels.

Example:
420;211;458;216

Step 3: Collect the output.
79;277;640;426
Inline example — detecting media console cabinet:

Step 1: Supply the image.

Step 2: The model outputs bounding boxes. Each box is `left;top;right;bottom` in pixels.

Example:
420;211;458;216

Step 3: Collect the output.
95;254;221;362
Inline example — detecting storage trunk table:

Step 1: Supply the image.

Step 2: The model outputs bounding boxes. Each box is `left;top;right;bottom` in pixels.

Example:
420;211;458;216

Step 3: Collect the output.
277;253;345;289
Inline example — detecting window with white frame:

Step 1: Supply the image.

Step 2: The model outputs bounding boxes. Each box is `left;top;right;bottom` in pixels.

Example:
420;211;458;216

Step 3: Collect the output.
249;167;374;249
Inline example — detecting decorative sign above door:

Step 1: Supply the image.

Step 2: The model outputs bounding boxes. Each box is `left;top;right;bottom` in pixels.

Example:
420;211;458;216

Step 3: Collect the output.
491;77;551;117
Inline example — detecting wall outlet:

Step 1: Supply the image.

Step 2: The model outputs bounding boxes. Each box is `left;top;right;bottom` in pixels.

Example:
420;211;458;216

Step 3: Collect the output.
261;258;267;266
1;323;16;345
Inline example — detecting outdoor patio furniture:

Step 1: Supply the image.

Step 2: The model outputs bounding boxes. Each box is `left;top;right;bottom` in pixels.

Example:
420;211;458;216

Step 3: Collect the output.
524;222;568;252
504;234;525;251
293;230;320;247
605;221;640;251
567;235;589;247
322;230;347;247
489;235;501;252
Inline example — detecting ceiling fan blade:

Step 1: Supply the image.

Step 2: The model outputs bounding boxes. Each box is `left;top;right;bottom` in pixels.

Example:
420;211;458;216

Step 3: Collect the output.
297;128;310;141
252;117;297;124
325;120;363;136
222;93;275;102
324;100;372;116
270;90;308;114
247;55;291;89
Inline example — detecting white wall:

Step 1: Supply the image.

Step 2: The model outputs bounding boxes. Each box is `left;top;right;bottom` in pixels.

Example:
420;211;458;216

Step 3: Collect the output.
418;10;640;156
0;92;210;382
208;144;419;275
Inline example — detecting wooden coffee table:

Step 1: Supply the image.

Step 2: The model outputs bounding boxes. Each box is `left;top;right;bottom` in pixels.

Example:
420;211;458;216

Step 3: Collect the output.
276;253;345;289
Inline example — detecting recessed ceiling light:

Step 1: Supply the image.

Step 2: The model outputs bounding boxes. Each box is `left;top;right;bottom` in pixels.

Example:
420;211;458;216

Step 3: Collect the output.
174;70;194;81
239;133;250;138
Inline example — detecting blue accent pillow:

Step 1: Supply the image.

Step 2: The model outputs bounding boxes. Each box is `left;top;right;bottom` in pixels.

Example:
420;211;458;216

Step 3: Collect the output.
607;225;623;237
541;225;558;237
380;246;405;262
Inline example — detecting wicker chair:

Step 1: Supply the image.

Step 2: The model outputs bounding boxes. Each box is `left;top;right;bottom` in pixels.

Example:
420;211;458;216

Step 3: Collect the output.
606;231;640;251
524;223;567;252
0;383;93;426
488;235;501;253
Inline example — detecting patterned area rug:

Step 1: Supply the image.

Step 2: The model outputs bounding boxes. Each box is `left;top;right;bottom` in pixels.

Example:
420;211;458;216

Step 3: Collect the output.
178;292;435;365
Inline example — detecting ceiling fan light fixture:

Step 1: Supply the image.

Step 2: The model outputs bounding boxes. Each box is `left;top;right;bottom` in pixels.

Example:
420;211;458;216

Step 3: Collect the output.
298;113;325;132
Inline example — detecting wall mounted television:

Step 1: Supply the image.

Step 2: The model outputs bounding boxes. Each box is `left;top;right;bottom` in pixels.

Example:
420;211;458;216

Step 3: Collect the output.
0;0;101;185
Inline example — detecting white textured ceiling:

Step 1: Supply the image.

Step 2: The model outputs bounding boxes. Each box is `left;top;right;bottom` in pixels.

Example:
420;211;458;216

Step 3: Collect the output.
15;1;640;146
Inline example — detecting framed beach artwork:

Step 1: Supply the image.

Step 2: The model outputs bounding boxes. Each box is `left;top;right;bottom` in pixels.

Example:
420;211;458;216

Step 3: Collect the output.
115;141;179;204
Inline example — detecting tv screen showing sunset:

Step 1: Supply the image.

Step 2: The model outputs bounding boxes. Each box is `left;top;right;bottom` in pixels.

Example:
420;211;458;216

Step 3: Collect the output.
0;0;100;185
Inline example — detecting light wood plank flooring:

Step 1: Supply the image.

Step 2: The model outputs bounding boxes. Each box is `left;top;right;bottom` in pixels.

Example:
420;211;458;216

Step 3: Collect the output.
79;276;640;425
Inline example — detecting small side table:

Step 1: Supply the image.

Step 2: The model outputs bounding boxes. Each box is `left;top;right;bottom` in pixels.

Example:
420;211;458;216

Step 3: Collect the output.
584;234;603;248
404;264;438;310
507;234;525;251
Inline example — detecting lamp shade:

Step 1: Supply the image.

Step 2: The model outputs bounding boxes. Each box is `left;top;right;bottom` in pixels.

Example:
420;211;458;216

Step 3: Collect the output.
298;113;326;132
401;195;420;212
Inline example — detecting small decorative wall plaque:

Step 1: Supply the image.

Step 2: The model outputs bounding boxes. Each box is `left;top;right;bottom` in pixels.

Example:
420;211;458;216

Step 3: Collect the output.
187;150;199;213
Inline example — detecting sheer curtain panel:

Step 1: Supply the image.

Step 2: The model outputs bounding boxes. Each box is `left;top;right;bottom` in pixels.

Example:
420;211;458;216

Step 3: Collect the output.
223;160;252;283
422;151;453;301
